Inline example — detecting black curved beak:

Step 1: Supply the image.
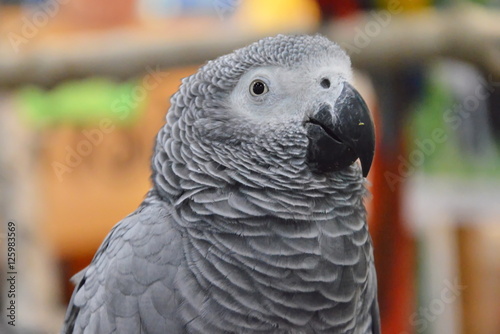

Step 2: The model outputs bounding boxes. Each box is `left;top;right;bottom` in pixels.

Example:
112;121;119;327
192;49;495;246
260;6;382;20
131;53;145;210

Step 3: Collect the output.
305;82;375;177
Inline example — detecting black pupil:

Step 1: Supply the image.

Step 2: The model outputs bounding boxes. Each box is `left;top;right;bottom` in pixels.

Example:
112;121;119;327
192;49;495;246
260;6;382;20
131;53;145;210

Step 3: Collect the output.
321;78;331;89
252;81;265;95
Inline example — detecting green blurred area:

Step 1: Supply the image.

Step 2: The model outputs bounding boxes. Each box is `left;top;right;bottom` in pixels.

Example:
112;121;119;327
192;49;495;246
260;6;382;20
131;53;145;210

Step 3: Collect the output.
409;68;500;178
17;78;146;128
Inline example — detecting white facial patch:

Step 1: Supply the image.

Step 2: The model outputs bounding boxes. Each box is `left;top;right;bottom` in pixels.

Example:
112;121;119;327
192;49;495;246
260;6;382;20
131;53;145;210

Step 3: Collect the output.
228;59;352;124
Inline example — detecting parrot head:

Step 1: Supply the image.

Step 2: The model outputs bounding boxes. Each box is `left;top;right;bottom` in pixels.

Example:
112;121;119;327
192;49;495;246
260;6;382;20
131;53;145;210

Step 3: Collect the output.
163;34;375;190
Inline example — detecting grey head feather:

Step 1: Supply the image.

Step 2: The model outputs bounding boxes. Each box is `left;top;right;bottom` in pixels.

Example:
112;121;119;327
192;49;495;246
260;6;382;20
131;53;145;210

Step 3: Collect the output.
153;34;359;203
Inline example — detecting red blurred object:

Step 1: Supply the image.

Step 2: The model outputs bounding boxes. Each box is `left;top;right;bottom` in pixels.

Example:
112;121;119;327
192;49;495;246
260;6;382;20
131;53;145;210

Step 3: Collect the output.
316;0;360;19
367;101;415;334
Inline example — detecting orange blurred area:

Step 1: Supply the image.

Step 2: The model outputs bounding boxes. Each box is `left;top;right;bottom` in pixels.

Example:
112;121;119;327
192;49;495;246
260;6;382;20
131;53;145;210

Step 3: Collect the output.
38;67;195;259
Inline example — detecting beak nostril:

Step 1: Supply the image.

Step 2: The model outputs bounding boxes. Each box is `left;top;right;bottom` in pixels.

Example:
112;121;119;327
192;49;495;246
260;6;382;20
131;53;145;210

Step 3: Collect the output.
320;78;331;89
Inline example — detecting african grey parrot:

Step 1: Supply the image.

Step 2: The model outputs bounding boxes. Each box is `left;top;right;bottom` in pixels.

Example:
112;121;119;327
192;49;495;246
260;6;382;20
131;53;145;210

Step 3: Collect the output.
62;34;379;334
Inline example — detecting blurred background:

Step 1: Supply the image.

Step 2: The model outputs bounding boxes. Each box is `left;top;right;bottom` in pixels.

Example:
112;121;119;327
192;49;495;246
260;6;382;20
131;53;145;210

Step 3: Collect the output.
1;0;500;333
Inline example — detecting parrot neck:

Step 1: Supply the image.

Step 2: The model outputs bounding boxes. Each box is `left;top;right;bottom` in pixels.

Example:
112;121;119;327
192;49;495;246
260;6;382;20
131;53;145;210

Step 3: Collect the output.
149;127;375;332
166;188;374;332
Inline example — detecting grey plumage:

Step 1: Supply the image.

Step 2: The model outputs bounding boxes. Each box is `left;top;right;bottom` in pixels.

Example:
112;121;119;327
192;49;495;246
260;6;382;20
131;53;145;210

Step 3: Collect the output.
62;34;380;334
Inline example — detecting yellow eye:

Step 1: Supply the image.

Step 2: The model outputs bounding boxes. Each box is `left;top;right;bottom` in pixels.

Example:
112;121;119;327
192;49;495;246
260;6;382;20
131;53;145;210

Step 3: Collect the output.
250;80;269;96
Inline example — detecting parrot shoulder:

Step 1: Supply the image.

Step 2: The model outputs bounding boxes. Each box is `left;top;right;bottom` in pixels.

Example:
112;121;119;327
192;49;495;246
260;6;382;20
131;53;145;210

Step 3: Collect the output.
61;202;184;334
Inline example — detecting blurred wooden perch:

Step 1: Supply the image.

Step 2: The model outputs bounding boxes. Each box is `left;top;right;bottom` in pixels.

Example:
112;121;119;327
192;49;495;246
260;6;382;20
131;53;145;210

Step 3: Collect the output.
0;4;499;89
323;4;500;76
0;25;277;88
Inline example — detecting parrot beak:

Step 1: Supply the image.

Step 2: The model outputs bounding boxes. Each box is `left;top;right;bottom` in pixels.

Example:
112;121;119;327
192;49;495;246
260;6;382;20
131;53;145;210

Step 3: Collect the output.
305;82;375;177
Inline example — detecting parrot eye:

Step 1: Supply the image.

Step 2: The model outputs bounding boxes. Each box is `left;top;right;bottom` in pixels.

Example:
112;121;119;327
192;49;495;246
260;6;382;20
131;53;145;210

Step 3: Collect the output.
320;78;331;89
250;80;269;96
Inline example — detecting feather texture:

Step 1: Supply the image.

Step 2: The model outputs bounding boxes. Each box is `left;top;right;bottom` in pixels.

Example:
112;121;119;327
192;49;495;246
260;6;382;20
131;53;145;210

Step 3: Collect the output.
62;34;380;334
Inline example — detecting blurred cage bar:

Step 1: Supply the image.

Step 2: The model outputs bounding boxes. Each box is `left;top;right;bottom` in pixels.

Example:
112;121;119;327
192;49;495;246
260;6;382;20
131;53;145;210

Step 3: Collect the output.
1;0;500;333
